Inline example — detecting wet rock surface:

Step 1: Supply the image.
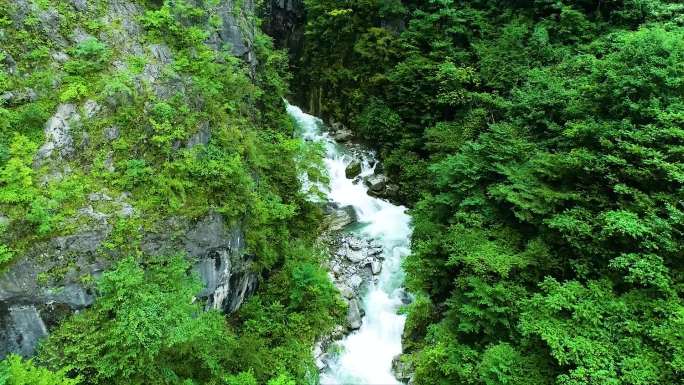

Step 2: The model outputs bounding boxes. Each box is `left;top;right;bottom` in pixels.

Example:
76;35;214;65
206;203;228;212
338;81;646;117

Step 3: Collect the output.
314;229;387;370
345;160;362;179
323;203;357;231
365;173;388;193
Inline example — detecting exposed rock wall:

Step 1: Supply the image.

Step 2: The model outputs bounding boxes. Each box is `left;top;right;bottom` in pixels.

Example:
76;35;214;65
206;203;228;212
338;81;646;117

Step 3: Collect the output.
0;0;262;358
0;212;256;358
261;0;307;105
262;0;306;59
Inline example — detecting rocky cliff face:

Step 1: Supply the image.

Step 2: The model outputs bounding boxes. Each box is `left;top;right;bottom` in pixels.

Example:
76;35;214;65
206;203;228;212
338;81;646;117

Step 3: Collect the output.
0;0;261;358
0;212;257;358
261;0;307;104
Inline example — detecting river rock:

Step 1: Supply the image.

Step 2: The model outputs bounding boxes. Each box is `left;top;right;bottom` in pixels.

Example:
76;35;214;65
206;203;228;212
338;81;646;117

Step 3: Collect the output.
392;355;415;383
313;342;328;370
370;261;382;275
333;128;353;142
347;237;365;251
347;298;362;330
343;248;366;263
385;183;400;197
325;205;357;231
348;274;363;289
338;285;355;299
397;288;412;305
345;160;362;179
331;262;342;276
365;174;388;192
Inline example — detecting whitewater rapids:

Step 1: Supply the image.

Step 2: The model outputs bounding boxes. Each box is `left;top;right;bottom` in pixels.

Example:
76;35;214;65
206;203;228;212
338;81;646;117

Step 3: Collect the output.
288;104;412;385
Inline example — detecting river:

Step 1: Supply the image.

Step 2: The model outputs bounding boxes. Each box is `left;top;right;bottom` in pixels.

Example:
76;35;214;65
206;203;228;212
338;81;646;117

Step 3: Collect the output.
287;104;412;385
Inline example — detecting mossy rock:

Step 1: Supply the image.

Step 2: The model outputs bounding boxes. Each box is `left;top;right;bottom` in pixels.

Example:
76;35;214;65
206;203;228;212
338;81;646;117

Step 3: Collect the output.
345;160;362;179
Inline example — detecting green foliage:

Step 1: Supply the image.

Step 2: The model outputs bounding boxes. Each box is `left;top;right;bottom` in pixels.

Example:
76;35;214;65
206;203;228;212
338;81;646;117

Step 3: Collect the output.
232;243;344;383
58;83;89;102
63;38;110;75
266;373;296;385
0;355;79;385
0;134;37;205
223;371;257;385
38;255;238;385
519;278;682;385
299;0;684;384
0;244;13;267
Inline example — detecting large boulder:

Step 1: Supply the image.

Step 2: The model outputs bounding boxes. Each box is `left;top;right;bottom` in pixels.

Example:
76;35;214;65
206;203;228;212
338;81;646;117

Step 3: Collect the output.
365;174;388;193
333;128;353;142
345;160;362;179
35;103;80;166
392;354;415;384
0;306;48;358
346;298;362;330
370;260;382;275
324;205;357;231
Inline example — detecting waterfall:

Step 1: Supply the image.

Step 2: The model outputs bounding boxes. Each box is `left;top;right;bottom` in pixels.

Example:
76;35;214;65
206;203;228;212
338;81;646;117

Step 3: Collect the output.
287;103;412;385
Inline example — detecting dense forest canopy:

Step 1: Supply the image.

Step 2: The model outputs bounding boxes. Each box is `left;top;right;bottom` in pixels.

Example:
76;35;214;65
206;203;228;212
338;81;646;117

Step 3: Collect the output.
297;0;684;384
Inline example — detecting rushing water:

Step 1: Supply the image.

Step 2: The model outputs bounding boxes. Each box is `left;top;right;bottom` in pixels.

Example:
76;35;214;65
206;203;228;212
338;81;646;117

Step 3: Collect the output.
287;104;412;385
